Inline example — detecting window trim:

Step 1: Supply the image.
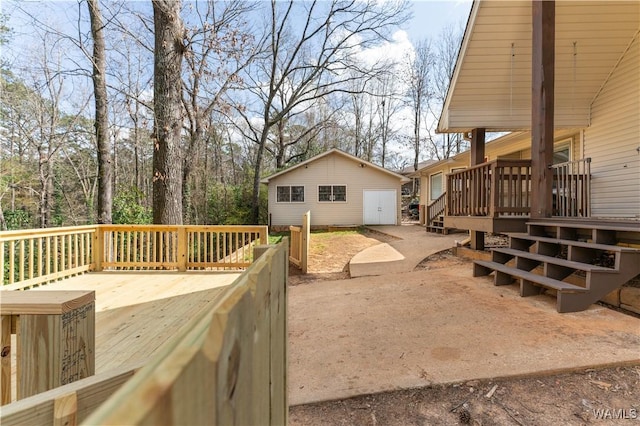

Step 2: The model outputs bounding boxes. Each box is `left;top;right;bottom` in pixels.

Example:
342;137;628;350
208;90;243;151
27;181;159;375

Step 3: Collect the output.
430;172;443;201
553;139;572;165
317;184;347;203
276;185;305;203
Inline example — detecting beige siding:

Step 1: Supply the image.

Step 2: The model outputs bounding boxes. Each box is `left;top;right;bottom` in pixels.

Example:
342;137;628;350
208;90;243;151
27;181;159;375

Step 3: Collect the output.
267;153;403;226
584;35;640;218
441;1;639;132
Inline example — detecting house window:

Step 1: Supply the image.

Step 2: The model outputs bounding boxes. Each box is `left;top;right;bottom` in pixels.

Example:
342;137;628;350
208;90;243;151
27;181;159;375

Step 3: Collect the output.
553;143;570;164
318;185;347;202
430;173;443;200
276;186;304;203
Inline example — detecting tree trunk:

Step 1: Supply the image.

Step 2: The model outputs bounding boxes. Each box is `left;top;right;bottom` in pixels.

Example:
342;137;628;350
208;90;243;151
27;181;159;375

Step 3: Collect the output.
251;131;267;224
152;0;184;224
88;0;112;224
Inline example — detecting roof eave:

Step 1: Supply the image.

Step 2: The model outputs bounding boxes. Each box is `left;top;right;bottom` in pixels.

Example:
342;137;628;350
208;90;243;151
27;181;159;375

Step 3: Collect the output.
437;0;480;134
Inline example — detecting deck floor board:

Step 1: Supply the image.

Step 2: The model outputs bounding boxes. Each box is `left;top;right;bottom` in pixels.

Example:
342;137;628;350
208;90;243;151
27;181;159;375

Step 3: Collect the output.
6;271;239;401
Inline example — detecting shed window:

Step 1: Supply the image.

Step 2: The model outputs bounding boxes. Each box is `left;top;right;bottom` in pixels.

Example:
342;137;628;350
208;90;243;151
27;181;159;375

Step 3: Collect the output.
318;185;347;202
276;186;304;203
430;173;443;200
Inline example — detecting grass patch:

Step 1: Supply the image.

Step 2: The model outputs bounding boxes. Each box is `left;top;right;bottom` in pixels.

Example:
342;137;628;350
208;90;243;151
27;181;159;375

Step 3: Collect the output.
310;228;364;239
269;232;289;245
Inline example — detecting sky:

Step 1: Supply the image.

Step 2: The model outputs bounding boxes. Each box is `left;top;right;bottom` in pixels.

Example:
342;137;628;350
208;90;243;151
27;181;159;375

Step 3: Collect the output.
3;0;475;165
404;0;472;42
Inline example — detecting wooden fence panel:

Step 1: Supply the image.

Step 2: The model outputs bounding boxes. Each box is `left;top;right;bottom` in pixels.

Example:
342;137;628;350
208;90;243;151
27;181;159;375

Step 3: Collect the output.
0;363;140;426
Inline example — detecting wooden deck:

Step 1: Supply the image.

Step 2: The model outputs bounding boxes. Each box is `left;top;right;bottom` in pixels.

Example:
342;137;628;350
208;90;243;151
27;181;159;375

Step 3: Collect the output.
31;272;239;372
7;271;240;401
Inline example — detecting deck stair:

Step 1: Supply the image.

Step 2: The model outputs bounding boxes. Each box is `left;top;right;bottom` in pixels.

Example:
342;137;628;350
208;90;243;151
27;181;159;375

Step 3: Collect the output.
473;220;640;313
427;214;447;234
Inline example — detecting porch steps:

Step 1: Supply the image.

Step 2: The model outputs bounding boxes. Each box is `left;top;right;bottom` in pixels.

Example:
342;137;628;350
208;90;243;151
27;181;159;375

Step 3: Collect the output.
473;220;640;313
426;215;448;234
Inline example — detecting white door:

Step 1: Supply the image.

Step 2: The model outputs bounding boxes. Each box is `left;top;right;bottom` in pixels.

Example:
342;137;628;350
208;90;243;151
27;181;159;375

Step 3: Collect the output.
363;190;397;225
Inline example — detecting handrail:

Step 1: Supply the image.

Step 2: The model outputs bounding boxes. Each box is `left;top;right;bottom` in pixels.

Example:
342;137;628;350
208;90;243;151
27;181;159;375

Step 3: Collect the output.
1;226;97;288
426;192;446;228
446;159;532;217
2;225;269;288
550;157;591;217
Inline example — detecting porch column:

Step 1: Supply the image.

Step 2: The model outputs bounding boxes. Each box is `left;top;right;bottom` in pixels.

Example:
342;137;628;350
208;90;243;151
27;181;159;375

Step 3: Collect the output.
470;128;485;250
531;0;555;218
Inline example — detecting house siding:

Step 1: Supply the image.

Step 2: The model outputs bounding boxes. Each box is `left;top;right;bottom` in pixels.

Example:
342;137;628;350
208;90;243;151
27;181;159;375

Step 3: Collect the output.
267;153;403;226
584;35;640;218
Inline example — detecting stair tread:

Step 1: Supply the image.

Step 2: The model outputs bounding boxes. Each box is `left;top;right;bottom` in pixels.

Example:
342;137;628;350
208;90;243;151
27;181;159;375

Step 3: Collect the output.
527;220;640;232
492;247;615;272
508;233;640;252
474;260;589;293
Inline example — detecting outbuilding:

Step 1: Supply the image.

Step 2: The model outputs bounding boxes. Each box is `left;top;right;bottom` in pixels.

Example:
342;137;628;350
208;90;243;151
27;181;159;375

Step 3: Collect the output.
261;149;409;228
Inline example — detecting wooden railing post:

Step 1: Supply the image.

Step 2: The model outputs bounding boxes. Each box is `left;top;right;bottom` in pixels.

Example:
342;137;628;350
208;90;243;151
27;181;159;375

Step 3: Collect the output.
1;291;95;404
259;226;268;246
1;314;11;405
490;162;499;217
301;211;310;274
177;226;187;272
93;226;103;272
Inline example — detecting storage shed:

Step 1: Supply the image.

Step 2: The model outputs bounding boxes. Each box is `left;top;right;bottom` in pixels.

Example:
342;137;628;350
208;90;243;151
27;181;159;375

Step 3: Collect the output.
262;149;409;228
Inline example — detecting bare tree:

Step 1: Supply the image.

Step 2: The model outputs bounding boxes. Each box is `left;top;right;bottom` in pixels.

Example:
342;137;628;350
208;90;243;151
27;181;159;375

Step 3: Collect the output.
405;38;434;172
88;0;112;224
181;0;258;223
235;0;409;223
426;23;465;160
373;72;403;168
152;0;185;224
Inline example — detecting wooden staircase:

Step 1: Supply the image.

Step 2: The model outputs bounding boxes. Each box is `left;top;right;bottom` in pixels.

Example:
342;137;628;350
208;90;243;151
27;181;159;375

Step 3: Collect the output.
427;214;447;234
426;192;450;234
473;220;640;313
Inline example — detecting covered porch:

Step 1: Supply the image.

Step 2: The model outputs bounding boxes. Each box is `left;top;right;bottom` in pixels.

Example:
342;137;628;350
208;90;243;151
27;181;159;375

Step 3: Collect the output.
435;0;639;242
432;0;640;312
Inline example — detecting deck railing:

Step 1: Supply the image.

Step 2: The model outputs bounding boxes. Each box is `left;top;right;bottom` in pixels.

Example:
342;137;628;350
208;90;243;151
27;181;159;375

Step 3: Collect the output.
551;157;591;217
2;225;269;289
426;192;446;228
446;159;532;217
0;225;97;289
1;242;288;426
84;242;288;425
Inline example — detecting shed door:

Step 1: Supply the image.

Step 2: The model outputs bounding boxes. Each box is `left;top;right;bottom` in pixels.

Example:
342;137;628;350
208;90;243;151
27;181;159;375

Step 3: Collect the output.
363;190;397;225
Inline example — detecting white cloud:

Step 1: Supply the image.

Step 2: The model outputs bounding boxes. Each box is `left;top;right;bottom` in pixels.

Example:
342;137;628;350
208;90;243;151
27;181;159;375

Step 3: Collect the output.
357;30;414;67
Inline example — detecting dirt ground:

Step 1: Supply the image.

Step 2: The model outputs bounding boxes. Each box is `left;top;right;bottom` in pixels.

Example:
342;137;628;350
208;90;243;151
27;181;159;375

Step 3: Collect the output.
288;231;640;425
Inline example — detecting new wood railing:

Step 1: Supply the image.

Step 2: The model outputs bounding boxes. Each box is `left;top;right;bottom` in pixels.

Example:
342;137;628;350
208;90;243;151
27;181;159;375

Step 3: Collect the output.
1;242;288;426
0;226;97;290
2;225;269;290
100;225;268;271
84;242;288;425
446;159;532;218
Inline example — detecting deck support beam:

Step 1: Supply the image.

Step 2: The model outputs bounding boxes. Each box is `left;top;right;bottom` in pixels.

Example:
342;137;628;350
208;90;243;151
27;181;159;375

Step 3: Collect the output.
470;128;486;251
531;0;555;219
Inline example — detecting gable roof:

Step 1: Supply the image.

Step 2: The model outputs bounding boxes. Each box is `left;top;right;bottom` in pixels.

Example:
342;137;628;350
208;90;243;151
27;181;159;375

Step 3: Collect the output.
260;148;410;183
438;1;640;133
400;160;437;176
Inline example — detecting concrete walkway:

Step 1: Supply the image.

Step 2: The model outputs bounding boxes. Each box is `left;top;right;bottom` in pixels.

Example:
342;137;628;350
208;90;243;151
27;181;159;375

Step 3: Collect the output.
349;224;460;277
289;226;640;406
